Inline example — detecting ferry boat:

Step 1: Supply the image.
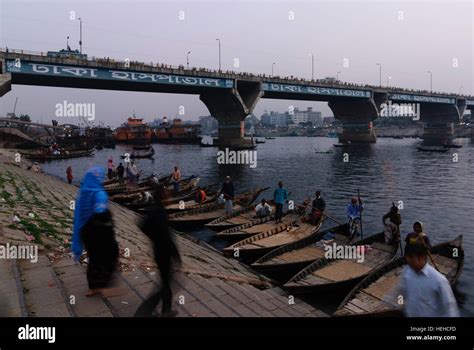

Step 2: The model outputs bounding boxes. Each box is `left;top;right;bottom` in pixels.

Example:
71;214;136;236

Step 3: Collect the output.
153;118;202;144
114;116;152;145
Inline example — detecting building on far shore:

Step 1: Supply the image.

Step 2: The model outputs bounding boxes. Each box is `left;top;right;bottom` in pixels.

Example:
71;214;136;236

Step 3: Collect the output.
261;107;322;127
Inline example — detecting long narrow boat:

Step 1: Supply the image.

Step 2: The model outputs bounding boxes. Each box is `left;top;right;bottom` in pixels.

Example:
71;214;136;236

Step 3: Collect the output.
20;148;94;160
222;218;325;264
416;146;448;152
204;200;276;231
251;223;350;283
215;212;302;241
282;231;397;292
164;192;218;213
334;235;464;317
167;188;267;230
105;176;198;197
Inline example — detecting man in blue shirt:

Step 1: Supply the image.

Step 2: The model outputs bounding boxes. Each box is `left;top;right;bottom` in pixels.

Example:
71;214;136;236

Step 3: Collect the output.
346;197;363;221
273;181;288;223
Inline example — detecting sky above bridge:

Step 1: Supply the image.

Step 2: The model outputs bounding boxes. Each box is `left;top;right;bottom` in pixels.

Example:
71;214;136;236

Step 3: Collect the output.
0;0;473;127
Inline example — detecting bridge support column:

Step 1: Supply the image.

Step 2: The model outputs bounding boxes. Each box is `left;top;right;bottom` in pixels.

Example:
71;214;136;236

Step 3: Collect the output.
422;123;454;144
419;103;461;145
328;98;379;144
200;81;262;149
0;59;12;97
339;122;377;143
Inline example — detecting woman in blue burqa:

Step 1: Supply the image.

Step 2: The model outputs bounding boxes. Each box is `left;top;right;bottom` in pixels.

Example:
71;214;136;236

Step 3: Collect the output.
72;167;119;297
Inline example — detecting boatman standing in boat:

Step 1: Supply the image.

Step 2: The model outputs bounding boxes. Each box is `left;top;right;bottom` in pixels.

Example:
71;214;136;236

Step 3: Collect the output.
311;191;326;225
219;176;235;215
273;181;289;224
382;203;402;245
405;221;431;249
347;197;363;223
388;242;460;317
171;166;182;193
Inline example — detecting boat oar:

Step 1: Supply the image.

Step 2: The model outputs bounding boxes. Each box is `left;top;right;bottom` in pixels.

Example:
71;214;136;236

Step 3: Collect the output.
417;233;440;272
358;189;364;239
396;224;403;256
322;212;344;226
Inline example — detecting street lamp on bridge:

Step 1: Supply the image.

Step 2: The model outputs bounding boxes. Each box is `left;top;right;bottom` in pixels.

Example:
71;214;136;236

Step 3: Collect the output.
309;53;314;80
272;62;276;77
187;51;191;69
337;71;341;81
77;17;83;54
426;71;433;92
66;36;70;50
376;63;382;86
216;38;221;71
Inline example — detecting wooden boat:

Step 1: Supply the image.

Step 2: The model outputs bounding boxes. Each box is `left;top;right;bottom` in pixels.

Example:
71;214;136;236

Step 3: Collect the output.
416;146;448;152
282;230;397;292
19;148;94;160
204;201;276;231
255;139;266;144
214;212;303;241
120;148;155;159
105;175;198;197
222;218;325;264
164;192;218;213
167;188;267;230
200;143;216;148
443;143;462;149
133;144;152;150
334;235;464;317
251;224;350;283
265;137;275;140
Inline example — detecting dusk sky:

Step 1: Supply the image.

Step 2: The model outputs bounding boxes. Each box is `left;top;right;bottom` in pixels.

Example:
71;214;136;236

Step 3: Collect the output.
1;0;472;127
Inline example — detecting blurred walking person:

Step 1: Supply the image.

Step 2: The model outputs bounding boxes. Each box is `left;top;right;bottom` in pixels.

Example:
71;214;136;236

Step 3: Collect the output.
72;167;119;297
134;199;181;317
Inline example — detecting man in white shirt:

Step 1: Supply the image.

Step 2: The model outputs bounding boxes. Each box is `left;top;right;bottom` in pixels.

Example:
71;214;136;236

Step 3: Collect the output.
394;243;460;317
255;199;272;218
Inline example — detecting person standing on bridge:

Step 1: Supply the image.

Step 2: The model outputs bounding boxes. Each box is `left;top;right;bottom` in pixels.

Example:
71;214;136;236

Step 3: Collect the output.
72;167;119;297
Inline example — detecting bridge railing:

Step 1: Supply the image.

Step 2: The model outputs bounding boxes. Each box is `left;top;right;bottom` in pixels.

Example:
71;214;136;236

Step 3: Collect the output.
0;47;471;99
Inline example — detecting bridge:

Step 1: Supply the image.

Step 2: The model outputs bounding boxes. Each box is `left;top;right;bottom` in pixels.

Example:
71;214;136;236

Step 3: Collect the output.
1;49;473;148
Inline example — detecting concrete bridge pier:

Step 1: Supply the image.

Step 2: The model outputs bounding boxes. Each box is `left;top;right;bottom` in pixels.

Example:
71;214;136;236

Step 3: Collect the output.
200;81;262;149
329;98;379;143
0;59;12;97
419;103;461;145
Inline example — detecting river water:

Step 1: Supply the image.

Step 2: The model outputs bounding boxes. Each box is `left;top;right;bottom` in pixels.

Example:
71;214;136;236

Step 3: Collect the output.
40;136;474;316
